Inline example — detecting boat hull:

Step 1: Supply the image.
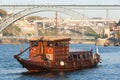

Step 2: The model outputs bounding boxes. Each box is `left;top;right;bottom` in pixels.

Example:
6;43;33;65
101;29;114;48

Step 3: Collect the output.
16;56;98;72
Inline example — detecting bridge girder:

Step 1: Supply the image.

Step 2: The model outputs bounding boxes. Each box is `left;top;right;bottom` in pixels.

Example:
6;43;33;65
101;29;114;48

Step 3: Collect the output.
0;5;100;34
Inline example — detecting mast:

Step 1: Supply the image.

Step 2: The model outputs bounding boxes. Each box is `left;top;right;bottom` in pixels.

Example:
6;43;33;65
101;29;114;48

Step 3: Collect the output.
55;11;58;37
96;46;99;54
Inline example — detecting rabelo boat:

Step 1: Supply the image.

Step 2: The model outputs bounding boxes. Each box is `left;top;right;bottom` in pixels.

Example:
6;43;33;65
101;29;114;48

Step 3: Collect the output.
14;36;102;72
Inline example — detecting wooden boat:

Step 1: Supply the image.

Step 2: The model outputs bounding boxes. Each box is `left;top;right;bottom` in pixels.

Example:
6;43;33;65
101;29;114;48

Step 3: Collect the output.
14;36;102;72
104;42;110;47
114;42;120;46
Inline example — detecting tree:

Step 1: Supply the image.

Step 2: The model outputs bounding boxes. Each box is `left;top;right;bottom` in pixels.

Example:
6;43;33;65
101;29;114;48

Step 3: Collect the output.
26;16;44;22
0;9;7;18
3;24;21;36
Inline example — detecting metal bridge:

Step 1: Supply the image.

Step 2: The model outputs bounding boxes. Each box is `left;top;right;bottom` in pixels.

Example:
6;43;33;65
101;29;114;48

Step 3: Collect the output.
0;5;108;35
1;5;120;9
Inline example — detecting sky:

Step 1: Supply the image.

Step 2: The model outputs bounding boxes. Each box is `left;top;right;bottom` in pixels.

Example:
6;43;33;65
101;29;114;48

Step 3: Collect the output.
0;0;120;5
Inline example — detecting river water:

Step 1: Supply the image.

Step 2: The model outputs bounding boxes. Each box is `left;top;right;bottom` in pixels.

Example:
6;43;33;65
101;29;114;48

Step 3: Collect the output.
0;44;120;80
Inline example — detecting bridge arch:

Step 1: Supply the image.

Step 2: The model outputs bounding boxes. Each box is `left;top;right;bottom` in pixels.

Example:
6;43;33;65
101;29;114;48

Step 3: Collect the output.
0;5;100;34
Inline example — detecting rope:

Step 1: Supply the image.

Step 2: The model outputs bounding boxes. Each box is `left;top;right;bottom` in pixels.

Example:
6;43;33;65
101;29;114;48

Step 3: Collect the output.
14;37;43;59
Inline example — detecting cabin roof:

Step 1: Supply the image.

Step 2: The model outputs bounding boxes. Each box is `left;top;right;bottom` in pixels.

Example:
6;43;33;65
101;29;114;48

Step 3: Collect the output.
29;36;71;41
69;49;90;53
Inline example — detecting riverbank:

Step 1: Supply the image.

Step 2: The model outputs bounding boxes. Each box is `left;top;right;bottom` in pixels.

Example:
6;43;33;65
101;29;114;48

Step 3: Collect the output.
0;38;28;44
0;38;96;44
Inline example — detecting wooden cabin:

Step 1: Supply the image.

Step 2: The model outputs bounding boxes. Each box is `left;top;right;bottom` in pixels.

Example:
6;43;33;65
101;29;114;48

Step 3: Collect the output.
29;37;71;61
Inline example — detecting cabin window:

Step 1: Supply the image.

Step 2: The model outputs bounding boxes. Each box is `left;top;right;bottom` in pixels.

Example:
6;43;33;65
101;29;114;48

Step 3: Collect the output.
55;42;69;47
80;55;83;60
63;42;69;47
87;53;90;58
55;42;58;47
68;55;73;61
59;42;64;47
78;54;81;59
47;41;54;47
82;53;86;59
90;53;92;57
73;55;77;59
